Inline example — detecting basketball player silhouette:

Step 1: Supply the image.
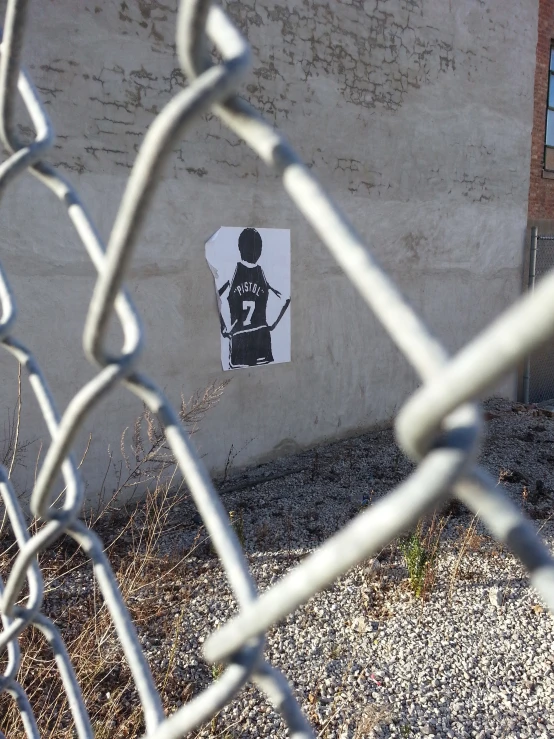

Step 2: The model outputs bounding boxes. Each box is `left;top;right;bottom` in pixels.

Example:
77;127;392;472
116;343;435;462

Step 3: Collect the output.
217;228;290;369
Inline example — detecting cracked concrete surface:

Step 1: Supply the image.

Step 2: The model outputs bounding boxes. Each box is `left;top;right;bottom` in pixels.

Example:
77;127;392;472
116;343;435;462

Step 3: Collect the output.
21;0;535;202
0;0;538;497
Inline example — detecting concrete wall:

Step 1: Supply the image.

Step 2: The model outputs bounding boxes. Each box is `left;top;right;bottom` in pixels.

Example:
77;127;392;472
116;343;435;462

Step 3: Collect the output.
0;0;537;500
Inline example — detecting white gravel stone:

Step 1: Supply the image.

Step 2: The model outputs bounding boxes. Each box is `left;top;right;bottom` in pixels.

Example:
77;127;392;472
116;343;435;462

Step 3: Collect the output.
25;397;554;738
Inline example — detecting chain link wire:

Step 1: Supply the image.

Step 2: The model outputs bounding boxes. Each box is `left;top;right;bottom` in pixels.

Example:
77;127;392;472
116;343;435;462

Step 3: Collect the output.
1;0;554;736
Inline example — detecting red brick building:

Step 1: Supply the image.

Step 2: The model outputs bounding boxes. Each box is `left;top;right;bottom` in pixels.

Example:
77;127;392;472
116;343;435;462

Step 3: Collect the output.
529;0;554;223
521;1;554;402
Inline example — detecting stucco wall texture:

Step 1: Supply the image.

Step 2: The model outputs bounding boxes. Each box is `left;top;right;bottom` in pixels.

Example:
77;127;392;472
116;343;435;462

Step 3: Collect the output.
0;0;537;498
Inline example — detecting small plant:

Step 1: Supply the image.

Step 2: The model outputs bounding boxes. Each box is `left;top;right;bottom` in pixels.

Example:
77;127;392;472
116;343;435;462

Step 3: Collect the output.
284;511;294;560
399;515;446;598
498;467;525;484
254;521;270;549
449;515;487;599
209;507;246;558
119;379;230;492
310;450;320;481
229;509;245;549
222;444;236;484
220;437;254;485
359;490;374;512
211;662;224;681
354;704;393;738
399;529;428;597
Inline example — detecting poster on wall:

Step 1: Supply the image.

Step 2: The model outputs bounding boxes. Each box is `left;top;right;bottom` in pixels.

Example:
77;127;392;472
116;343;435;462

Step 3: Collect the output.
205;227;291;371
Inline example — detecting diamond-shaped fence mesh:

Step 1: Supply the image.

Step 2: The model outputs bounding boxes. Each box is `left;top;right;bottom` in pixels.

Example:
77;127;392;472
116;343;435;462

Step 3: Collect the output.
2;1;554;737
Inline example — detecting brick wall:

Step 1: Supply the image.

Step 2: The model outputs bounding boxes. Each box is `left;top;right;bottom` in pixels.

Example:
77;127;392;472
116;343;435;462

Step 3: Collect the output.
529;0;554;219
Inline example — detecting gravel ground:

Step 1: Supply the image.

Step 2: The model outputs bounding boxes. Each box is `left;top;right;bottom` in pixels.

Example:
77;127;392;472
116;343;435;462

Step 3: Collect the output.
2;397;554;738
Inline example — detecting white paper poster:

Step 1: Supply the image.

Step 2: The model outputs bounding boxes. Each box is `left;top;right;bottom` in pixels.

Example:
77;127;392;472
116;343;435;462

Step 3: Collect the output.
205;227;291;371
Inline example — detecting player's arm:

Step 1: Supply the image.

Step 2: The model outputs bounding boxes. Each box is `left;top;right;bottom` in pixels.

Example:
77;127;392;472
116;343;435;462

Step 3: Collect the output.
260;267;283;299
219;312;230;337
217;281;231;336
268;298;290;332
267;282;282;299
261;268;288;328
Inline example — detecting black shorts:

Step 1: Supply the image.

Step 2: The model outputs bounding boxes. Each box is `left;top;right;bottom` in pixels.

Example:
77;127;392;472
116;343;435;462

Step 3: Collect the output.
229;327;273;368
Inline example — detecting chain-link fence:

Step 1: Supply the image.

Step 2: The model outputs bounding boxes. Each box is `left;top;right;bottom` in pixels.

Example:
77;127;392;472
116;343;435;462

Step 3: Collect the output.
1;0;554;737
524;229;554;404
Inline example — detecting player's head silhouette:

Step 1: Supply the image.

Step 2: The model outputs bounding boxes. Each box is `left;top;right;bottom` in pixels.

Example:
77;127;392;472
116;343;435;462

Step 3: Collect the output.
238;228;262;265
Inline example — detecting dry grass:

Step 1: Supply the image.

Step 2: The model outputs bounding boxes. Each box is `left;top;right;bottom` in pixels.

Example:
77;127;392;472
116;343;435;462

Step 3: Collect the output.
2;392;542;737
0;473;211;738
448;515;483;598
0;381;230;738
353;703;393;738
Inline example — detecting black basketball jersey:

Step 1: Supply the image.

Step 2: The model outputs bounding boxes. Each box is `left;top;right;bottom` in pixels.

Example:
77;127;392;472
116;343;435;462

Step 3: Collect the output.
228;263;269;335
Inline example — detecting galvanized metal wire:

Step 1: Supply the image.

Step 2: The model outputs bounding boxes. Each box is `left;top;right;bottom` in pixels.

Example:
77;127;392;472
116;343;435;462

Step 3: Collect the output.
1;0;554;736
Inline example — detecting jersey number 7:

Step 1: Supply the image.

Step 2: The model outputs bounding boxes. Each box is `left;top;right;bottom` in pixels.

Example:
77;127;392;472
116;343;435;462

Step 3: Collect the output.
243;300;255;326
